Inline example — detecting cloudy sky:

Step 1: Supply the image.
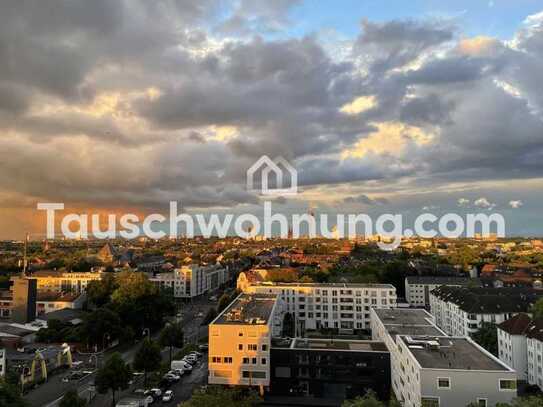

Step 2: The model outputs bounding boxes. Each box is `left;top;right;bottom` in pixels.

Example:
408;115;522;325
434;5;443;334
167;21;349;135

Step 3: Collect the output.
1;0;543;239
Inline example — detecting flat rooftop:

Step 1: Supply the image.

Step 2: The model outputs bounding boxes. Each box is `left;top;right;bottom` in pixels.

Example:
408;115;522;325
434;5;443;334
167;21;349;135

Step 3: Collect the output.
401;336;509;371
258;282;395;289
291;338;388;352
214;293;277;325
374;308;446;337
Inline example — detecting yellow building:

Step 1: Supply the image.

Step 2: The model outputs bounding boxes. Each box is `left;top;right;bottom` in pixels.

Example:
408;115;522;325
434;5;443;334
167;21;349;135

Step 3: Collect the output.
208;293;285;394
30;270;103;293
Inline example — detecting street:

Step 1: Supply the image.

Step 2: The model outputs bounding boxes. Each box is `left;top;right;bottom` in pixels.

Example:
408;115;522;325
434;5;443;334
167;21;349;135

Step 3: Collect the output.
24;296;216;407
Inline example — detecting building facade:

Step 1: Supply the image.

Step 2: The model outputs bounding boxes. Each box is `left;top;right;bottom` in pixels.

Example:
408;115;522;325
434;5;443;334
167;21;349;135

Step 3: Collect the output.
240;280;397;334
497;313;543;389
208;293;285;393
371;308;517;407
150;264;230;299
405;276;477;307
29;270;103;294
270;338;391;401
429;286;542;336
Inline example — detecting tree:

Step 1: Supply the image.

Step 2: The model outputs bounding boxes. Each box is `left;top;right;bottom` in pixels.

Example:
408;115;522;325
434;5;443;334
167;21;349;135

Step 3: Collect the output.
59;389;87;407
342;391;385;407
532;298;543;320
111;271;157;304
181;386;260;407
80;308;122;350
133;338;162;387
471;322;498;355
95;353;131;407
159;323;184;365
282;312;295;337
485;395;543;407
201;308;217;325
217;294;232;312
86;273;118;307
0;381;28;407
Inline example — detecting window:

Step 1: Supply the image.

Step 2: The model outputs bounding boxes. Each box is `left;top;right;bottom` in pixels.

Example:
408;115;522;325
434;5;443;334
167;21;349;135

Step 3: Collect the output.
252;357;257;364
242;357;250;364
242;371;266;379
261;358;267;365
238;344;243;350
437;378;450;389
477;399;487;407
224;357;233;364
213;370;232;378
261;344;268;351
248;344;258;351
499;379;517;391
421;397;439;407
211;356;221;363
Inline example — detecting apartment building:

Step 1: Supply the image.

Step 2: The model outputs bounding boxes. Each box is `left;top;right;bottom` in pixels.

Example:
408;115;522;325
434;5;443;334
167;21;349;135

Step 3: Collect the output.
208;293;285;394
405;276;477;307
497;313;531;381
29;270;103;294
497;313;543;389
150;264;230;299
429;286;542;336
240;280;397;333
371;308;517;407
0;291;86;319
270;338;391;401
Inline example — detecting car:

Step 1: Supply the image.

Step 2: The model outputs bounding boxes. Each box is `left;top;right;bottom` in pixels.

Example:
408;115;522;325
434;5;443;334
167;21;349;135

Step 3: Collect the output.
182;357;196;366
198;344;208;352
162;390;174;402
184;354;198;362
144;394;154;404
163;373;180;382
188;351;203;358
71;361;84;368
150;388;162;397
172;367;187;375
197;311;204;318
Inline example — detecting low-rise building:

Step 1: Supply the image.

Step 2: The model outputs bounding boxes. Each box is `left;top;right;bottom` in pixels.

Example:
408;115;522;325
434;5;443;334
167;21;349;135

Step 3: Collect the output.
239;279;397;334
405;276;478;307
208;293;285;393
429;286;543;336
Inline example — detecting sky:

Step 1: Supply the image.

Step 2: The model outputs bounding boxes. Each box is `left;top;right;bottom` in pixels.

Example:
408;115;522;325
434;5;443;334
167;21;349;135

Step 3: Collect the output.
1;0;543;239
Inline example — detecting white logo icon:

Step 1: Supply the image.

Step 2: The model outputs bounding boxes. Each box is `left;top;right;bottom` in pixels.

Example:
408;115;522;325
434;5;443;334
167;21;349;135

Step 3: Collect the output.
247;155;297;195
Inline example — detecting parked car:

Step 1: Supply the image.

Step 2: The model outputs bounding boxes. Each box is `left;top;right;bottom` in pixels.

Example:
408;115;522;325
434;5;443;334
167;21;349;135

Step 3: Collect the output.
162;390;174;402
188;351;203;358
149;388;162;398
198;344;208;352
171;360;191;372
163;372;180;382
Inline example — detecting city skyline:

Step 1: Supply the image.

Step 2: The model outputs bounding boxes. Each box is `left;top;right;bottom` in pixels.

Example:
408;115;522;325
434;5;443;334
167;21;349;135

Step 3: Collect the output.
1;1;543;239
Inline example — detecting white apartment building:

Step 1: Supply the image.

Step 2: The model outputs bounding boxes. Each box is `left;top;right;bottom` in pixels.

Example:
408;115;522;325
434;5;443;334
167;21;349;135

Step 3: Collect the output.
527;321;543;389
208;293;285;394
241;280;397;333
150;264;229;299
497;313;531;381
405;276;475;307
497;313;543;389
429;286;541;336
371;308;517;407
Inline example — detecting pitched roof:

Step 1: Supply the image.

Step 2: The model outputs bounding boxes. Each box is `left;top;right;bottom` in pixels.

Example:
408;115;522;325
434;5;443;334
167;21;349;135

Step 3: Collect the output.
431;286;543;314
525;319;543;342
497;313;532;335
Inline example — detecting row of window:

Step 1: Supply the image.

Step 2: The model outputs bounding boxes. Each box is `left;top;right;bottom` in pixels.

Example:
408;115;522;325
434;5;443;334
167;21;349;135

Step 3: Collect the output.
237;343;267;351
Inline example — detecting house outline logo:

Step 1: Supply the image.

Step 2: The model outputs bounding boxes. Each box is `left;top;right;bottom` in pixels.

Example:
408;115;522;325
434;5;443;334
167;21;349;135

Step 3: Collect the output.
247;155;298;195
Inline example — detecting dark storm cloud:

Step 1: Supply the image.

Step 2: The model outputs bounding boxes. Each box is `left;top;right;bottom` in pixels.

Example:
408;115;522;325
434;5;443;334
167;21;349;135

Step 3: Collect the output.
1;0;543;226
